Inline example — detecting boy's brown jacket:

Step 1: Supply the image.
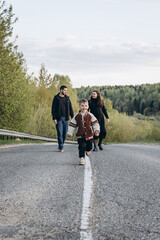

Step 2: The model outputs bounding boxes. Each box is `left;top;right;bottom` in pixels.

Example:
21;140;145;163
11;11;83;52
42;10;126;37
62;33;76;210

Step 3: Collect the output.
67;111;100;140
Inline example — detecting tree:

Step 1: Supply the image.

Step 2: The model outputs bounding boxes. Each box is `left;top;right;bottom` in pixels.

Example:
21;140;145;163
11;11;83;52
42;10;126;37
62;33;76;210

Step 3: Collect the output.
34;63;56;107
0;1;34;131
76;83;160;116
140;100;146;114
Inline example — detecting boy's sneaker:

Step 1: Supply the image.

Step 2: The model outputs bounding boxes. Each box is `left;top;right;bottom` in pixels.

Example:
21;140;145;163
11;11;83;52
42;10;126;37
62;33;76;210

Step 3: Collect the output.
79;157;85;165
86;151;91;156
59;149;63;152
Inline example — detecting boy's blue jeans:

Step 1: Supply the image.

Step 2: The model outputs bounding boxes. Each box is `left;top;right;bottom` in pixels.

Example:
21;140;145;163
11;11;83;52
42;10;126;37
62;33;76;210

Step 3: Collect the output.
56;117;68;150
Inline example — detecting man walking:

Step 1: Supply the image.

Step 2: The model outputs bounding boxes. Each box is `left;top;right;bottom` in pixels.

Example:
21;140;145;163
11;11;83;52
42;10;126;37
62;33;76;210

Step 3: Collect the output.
52;85;74;152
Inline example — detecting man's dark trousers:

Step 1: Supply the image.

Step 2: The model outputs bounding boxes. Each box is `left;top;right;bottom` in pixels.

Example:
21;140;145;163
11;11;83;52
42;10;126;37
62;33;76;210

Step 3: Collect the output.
56;117;68;150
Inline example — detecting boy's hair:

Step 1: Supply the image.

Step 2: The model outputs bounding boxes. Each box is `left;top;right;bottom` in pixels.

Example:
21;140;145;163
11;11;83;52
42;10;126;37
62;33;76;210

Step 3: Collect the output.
60;85;67;90
79;98;88;104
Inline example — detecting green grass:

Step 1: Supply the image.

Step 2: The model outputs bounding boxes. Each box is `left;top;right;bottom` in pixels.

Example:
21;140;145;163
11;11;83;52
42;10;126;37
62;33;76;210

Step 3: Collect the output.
0;138;53;145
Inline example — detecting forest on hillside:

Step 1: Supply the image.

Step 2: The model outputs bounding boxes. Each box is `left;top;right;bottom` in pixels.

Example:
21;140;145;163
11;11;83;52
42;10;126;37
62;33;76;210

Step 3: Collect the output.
77;84;160;116
0;1;160;143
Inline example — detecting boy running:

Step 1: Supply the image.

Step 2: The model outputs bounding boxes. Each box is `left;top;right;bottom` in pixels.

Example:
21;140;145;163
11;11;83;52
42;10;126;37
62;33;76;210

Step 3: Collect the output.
67;98;100;165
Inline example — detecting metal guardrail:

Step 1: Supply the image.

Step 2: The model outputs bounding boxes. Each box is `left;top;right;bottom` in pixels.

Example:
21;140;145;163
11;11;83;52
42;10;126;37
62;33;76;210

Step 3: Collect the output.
0;129;77;144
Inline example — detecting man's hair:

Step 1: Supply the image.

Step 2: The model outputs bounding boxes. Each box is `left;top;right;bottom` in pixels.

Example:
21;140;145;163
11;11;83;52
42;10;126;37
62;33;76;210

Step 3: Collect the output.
60;85;67;90
79;98;88;104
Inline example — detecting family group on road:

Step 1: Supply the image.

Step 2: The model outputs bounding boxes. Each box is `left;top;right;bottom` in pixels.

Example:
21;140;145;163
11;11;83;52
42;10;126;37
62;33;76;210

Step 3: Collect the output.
51;85;110;165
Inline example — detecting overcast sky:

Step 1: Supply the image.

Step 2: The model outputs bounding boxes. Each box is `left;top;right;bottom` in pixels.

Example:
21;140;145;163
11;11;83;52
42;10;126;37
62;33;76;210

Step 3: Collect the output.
7;0;160;87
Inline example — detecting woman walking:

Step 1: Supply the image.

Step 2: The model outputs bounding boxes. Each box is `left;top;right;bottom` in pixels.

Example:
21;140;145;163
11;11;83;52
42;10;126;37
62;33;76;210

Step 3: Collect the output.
89;90;110;151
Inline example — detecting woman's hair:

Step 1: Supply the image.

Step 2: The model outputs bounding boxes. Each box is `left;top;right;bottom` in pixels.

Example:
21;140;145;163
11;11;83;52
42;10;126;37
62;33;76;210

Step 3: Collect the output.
90;90;103;106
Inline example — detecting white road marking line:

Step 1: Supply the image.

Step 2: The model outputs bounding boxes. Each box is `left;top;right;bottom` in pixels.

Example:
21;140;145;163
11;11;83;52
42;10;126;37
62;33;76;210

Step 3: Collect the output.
80;155;93;240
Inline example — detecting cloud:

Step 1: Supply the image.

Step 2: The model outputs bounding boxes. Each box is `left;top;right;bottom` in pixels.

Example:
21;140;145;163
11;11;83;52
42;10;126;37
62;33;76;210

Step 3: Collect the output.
56;36;77;42
17;37;160;87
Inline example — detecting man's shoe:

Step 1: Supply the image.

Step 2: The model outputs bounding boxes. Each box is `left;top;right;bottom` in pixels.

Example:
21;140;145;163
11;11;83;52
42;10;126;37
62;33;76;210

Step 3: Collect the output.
86;151;91;156
79;157;85;165
99;145;103;150
93;146;98;151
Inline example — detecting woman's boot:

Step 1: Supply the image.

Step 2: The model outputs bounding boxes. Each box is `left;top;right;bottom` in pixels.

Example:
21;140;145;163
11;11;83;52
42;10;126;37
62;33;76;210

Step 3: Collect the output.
93;139;98;151
98;138;103;150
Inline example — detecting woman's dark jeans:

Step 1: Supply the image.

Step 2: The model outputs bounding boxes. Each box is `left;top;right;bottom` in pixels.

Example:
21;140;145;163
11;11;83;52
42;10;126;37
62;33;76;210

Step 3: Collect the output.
56;117;68;150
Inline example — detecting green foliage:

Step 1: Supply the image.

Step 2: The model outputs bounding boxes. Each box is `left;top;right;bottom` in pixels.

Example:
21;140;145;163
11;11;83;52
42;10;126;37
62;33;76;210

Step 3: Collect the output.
27;103;57;138
34;63;56;108
106;110;137;143
0;1;34;131
103;98;113;113
77;83;160;116
0;0;18;47
0;136;47;145
105;110;160;143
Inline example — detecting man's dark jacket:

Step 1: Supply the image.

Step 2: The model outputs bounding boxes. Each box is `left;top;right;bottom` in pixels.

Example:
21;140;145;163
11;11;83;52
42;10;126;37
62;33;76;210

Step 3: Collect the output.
52;94;74;121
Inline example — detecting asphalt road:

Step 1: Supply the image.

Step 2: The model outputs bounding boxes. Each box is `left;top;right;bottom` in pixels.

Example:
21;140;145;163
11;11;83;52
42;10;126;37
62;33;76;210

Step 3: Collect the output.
0;143;160;240
90;144;160;240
